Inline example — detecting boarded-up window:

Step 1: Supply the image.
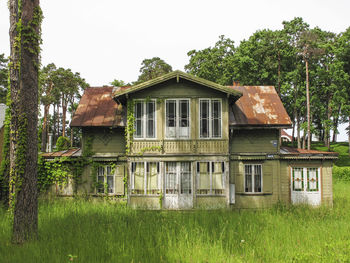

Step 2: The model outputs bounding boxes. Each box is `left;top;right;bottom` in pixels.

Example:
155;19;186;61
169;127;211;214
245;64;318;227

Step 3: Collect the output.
132;162;160;195
197;161;225;195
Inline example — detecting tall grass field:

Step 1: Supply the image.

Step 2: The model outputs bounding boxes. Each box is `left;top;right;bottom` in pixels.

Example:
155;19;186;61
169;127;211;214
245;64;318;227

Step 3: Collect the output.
0;179;349;263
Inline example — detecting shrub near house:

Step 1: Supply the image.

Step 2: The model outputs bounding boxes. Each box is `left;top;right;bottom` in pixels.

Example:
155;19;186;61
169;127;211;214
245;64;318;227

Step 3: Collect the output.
44;71;337;209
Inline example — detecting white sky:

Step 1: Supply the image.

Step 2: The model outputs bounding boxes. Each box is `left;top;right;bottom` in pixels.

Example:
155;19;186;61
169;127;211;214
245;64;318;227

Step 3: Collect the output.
0;0;349;141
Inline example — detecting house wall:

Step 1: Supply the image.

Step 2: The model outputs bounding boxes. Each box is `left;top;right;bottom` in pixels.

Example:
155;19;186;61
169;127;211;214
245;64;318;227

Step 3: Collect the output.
279;159;333;206
83;127;126;156
129;78;229;155
230;159;279;208
230;129;279;154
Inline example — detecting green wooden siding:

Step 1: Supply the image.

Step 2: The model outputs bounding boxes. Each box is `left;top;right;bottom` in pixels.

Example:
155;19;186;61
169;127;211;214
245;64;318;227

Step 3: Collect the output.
128;79;229;155
230;129;279;153
83;128;126;155
230;160;279;208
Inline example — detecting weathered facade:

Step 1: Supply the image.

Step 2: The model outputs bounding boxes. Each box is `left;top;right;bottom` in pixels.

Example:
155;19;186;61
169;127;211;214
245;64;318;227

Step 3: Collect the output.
55;71;337;209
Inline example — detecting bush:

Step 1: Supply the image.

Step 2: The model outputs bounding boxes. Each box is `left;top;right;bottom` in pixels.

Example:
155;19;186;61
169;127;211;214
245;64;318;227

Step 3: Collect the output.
333;166;350;181
55;136;70;151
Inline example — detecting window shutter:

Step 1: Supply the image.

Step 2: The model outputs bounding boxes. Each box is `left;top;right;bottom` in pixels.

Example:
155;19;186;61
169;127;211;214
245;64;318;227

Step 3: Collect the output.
263;173;273;193
115;165;125;195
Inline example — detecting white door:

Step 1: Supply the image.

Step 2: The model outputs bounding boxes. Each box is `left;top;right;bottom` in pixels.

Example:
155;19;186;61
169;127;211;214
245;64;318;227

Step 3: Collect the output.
291;167;321;206
164;162;193;209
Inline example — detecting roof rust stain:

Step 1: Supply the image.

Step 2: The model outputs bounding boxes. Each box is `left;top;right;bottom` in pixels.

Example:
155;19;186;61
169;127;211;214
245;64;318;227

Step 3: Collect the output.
229;86;292;127
41;148;81;158
72;85;292;128
280;146;338;156
71;87;126;127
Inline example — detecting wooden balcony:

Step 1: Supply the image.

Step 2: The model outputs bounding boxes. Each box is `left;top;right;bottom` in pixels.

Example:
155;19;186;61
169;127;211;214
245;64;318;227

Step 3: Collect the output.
131;139;228;155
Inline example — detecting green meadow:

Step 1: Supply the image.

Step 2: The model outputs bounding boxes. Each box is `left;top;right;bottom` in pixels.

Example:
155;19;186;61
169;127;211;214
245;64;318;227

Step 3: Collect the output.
0;179;349;263
1;143;349;263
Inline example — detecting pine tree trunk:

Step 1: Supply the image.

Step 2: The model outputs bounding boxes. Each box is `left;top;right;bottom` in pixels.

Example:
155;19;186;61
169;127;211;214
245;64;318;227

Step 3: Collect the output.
332;105;341;143
297;113;301;148
305;59;311;150
9;0;41;243
40;104;49;152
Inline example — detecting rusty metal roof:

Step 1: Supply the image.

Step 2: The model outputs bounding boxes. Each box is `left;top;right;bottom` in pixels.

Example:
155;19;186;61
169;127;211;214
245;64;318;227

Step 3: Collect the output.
229;86;292;127
70;87;126;127
280;146;338;160
41;148;81;159
71;85;292;128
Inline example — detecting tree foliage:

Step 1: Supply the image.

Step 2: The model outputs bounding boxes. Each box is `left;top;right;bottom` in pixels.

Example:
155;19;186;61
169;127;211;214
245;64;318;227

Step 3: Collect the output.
185;17;350;150
135;57;172;84
0;54;8;103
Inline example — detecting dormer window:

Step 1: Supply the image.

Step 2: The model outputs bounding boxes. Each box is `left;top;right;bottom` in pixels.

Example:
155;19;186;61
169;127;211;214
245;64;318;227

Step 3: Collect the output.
199;99;222;138
165;99;190;139
134;100;156;139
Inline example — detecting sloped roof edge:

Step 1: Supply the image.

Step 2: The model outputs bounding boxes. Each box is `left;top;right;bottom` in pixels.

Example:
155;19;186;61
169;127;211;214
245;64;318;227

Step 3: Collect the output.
113;70;242;98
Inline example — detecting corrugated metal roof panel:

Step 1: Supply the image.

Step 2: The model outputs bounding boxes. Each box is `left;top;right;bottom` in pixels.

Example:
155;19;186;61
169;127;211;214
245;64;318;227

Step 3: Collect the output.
71;87;125;127
229;86;292;127
41;148;81;159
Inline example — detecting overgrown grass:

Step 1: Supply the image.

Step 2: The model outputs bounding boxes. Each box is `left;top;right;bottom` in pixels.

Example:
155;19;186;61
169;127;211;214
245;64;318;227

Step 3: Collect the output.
0;180;350;263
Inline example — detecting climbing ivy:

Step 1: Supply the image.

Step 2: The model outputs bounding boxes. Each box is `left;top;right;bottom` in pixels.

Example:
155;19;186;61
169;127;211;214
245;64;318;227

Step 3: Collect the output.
125;100;135;154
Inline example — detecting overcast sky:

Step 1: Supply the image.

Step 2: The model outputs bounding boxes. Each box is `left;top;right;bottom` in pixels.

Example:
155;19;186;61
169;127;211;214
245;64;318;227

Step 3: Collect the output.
0;0;349;140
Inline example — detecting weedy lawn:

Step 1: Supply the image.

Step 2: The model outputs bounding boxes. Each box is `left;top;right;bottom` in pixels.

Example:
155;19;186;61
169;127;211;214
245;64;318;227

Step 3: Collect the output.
1;180;350;263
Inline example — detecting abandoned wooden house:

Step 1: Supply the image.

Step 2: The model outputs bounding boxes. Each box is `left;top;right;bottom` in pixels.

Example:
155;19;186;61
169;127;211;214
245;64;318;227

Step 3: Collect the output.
43;71;337;209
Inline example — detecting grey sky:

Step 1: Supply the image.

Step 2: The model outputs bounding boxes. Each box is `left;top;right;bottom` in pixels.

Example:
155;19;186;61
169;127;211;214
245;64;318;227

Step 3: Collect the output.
0;0;349;140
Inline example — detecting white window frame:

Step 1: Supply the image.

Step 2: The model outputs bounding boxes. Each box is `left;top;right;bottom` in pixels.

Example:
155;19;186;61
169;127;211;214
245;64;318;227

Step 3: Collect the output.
199;98;222;139
134;99;157;140
130;161;161;195
165;99;191;139
96;165;115;195
291;167;320;192
196;161;226;196
164;161;192;195
244;164;262;193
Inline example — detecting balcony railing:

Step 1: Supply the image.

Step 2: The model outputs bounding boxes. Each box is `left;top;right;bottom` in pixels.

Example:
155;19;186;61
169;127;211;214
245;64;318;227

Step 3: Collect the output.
131;139;228;155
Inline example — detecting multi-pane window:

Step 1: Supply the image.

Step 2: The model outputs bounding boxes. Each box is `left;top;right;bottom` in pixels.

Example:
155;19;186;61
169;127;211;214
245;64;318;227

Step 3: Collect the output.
199;99;221;138
196;161;225;195
244;164;262;193
131;162;160;195
134;100;156;139
292;167;319;192
292;167;303;191
165;162;192;194
166;99;190;139
97;165;114;194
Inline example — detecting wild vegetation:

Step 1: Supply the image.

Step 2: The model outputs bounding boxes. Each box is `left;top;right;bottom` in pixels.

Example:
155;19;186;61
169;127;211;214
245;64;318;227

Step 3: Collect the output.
0;179;349;262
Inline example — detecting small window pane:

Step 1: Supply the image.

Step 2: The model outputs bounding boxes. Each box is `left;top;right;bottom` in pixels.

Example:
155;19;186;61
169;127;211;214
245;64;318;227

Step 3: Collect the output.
166;100;176;138
134;102;143;138
254;165;262;192
180;162;191;194
165;162;177;194
245;165;252;192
